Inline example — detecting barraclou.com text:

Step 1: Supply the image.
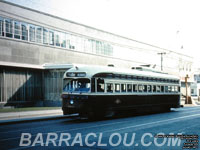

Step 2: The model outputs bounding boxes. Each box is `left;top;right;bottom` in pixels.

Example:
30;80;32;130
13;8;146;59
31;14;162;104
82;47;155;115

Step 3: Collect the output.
20;132;183;147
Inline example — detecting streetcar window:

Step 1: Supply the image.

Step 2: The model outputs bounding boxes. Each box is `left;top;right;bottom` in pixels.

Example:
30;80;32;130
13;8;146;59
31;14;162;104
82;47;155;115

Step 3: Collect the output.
121;84;126;92
127;84;132;92
133;84;138;92
97;78;105;92
147;85;152;92
91;78;95;92
138;85;143;92
63;78;90;92
174;86;178;92
106;83;113;93
115;84;120;92
168;86;172;92
153;85;156;92
171;86;175;92
165;86;168;92
161;86;164;92
157;85;161;92
144;85;147;92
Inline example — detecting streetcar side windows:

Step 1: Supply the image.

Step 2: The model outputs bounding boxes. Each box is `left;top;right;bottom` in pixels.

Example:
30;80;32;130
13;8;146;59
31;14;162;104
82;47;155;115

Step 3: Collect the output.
174;86;178;93
138;85;143;92
147;85;152;92
106;83;113;93
121;84;126;92
161;86;164;92
94;78;179;94
127;84;132;92
153;85;156;92
115;84;120;92
97;78;105;92
165;86;168;92
133;84;137;92
144;85;147;92
157;85;161;92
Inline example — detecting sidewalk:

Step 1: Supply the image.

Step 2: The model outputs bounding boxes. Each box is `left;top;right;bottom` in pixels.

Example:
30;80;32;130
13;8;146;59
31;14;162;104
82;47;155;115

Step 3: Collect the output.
0;109;77;125
181;98;200;106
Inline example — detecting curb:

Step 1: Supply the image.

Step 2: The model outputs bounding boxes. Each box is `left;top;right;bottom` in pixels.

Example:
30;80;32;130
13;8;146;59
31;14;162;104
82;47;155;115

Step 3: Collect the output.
0;113;78;125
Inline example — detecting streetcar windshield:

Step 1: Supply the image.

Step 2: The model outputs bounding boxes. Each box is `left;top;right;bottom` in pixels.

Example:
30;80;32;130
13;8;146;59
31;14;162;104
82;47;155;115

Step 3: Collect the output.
63;78;90;93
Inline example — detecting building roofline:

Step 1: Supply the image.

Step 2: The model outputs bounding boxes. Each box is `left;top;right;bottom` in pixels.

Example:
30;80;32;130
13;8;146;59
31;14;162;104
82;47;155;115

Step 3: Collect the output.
1;1;193;59
0;61;43;69
0;61;77;70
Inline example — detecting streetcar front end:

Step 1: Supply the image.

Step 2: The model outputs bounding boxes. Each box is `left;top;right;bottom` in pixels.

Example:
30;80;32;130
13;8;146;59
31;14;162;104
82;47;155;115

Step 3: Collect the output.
61;71;91;115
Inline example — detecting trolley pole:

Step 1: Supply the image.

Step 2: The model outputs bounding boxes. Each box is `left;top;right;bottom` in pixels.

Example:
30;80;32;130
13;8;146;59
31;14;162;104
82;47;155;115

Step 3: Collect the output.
157;52;166;71
185;74;189;104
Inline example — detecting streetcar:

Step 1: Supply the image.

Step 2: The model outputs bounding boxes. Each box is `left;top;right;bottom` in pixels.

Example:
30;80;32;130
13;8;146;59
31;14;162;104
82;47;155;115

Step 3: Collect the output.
61;65;181;118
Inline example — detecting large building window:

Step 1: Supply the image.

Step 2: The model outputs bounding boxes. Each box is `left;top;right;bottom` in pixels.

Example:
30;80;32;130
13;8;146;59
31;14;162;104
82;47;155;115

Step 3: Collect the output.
0;17;4;36
43;28;49;44
89;39;96;53
49;30;54;45
29;25;35;42
60;32;66;48
96;41;102;54
68;34;76;50
55;31;61;47
84;39;92;53
21;23;28;41
36;26;42;43
0;15;114;57
14;21;20;39
5;19;13;38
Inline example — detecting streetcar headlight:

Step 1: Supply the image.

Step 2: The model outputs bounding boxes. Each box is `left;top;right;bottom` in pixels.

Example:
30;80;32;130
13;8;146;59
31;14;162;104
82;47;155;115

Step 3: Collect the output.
69;99;74;105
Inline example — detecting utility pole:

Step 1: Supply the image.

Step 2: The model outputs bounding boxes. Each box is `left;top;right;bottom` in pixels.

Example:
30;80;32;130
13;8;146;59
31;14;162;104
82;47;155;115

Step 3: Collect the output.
157;52;166;71
185;74;189;104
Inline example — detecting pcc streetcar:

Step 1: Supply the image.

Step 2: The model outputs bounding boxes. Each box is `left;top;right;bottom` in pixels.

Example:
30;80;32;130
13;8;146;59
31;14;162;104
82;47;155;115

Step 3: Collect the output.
61;65;181;118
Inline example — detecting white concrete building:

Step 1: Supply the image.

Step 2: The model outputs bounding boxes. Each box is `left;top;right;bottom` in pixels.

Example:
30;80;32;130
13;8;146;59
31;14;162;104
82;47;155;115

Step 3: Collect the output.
0;1;193;107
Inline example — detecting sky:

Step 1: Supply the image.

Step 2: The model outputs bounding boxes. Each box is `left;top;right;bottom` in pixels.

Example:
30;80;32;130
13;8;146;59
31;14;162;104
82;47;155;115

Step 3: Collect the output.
5;0;200;64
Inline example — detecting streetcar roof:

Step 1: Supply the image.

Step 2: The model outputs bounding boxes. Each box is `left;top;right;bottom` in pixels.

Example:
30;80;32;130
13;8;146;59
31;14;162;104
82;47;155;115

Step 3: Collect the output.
63;65;180;80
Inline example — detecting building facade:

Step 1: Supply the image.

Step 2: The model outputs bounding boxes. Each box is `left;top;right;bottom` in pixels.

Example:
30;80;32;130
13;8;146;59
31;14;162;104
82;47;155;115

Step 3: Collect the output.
0;1;193;107
191;74;200;97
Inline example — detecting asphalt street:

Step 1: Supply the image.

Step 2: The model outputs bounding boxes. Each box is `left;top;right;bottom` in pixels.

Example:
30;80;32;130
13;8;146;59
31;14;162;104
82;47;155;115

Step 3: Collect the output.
0;106;200;150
